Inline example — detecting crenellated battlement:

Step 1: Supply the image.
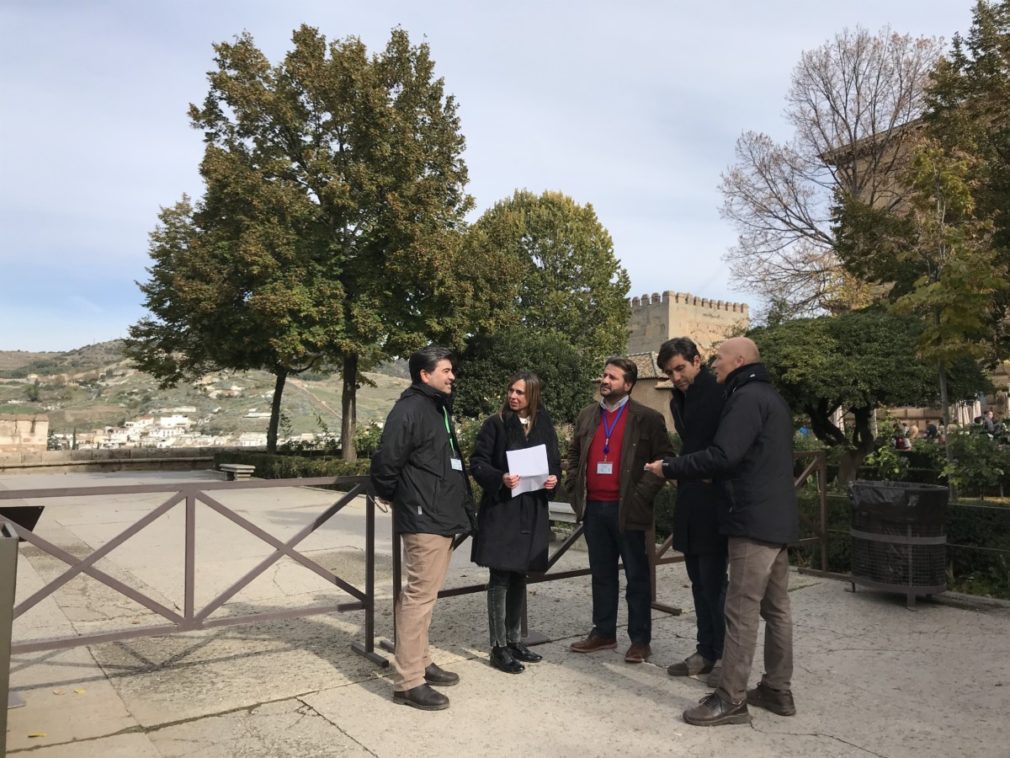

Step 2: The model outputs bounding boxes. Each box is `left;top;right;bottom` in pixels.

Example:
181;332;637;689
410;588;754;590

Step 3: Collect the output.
626;290;750;355
629;291;750;315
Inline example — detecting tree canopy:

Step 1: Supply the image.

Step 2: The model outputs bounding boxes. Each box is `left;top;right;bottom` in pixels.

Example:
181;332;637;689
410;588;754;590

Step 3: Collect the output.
453;190;630;422
751;308;987;477
127;26;493;454
832;5;1010;427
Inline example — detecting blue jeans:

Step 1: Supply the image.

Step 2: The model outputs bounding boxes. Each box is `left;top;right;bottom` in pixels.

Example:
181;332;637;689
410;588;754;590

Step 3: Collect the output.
685;550;728;661
582;500;651;644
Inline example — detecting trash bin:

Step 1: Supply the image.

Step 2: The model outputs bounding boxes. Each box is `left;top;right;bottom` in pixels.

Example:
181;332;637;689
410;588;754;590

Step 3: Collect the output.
848;480;948;608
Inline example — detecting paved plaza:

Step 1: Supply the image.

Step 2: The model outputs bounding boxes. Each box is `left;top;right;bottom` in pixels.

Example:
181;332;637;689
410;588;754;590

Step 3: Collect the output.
1;470;1007;757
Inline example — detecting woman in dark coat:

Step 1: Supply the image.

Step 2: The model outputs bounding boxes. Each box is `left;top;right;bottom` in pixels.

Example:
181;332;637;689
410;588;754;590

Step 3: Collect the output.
470;371;561;673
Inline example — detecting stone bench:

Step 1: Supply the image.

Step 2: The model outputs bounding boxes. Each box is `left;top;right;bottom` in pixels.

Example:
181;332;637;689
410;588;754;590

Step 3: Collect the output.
548;501;577;523
218;463;256;481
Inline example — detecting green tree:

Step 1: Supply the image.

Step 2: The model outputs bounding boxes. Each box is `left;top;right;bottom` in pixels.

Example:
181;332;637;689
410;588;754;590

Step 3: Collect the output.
928;2;1010;250
127;27;485;455
750;308;986;480
835;142;1008;435
453;329;595;423
455;190;630;419
925;0;1010;361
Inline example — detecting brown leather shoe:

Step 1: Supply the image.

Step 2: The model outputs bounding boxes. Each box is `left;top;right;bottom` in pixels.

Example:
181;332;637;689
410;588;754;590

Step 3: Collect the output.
569;633;618;653
682;691;750;727
747;681;796;716
624;642;652;663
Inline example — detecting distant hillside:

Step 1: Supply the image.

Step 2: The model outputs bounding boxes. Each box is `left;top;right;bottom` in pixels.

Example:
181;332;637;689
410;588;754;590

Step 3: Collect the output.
0;341;128;379
0;350;61;373
0;341;408;435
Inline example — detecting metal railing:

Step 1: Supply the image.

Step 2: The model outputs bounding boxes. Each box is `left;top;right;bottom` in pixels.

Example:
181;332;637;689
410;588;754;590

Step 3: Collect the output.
0;454;830;662
793;450;830;572
1;525;18;758
0;476;384;665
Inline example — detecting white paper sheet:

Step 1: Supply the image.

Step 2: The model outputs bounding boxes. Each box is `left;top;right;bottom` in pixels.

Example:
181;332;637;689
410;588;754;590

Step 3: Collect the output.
506;444;550;496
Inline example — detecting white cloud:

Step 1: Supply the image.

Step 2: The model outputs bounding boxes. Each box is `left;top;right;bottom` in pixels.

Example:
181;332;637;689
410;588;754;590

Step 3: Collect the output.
0;0;974;349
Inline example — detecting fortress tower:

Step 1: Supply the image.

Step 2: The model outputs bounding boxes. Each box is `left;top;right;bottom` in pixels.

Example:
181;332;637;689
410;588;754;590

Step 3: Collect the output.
626;291;750;356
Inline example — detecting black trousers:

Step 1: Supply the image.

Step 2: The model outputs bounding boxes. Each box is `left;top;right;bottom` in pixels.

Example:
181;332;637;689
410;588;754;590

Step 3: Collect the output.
582;500;651;644
487;568;525;647
685;549;728;661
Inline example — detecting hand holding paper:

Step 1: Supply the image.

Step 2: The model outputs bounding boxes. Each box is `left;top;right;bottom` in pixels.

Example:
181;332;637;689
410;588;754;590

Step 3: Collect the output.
505;444;550;496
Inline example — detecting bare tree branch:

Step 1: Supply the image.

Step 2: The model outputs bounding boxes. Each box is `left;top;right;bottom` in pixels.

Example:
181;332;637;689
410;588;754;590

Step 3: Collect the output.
721;27;944;318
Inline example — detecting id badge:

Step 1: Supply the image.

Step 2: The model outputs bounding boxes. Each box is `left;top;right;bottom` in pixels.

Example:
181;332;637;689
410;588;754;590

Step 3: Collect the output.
596;461;613;475
450;458;463;471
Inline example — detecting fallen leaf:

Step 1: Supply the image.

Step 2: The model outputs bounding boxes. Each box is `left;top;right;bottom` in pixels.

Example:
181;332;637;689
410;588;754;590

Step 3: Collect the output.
52;689;64;696
73;688;86;695
28;732;47;738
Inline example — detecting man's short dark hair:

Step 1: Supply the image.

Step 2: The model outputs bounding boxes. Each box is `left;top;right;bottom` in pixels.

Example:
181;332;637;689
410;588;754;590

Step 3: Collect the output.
605;356;638;388
657;337;700;369
409;346;454;383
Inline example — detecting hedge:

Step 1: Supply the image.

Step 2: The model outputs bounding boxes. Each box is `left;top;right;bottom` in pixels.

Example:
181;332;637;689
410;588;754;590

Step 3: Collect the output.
213;451;371;479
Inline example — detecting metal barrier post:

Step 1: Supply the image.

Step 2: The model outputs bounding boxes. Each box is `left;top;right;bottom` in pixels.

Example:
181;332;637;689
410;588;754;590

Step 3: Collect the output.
1;526;20;758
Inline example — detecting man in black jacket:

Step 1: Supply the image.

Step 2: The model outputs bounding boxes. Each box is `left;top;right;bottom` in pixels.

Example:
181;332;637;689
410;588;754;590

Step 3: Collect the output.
646;337;799;727
656;338;728;681
371;346;473;711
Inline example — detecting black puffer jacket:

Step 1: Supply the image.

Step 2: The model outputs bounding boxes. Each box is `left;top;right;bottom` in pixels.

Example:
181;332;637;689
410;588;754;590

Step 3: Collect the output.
370;383;473;536
661;363;799;545
669;367;727;554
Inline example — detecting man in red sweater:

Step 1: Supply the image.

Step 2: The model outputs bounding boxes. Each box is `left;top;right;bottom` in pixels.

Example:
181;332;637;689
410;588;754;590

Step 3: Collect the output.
564;357;673;662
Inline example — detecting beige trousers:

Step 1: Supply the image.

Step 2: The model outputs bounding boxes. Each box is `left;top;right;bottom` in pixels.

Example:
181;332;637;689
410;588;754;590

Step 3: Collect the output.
717;537;794;703
393;533;454;691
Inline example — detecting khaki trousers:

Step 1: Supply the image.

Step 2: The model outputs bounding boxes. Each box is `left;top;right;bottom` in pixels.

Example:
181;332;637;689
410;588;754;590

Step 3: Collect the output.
394;533;454;691
717;537;793;703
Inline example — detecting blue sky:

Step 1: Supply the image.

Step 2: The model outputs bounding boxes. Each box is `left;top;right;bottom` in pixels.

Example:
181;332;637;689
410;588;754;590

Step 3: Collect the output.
0;1;974;351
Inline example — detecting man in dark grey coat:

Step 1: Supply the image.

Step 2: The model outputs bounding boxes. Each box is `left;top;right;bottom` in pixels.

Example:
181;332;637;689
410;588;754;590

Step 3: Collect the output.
371;346;473;711
646;337;799;727
656;337;728;681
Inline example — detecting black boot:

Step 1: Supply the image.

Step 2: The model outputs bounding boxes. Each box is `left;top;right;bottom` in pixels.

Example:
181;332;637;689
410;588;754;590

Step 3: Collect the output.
508;641;543;663
424;662;460;687
393;684;449;710
490;645;524;674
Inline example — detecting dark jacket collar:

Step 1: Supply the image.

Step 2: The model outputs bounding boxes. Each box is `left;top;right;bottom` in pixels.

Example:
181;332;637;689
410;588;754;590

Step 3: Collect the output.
403;381;453;411
724;362;771;395
673;365;717;401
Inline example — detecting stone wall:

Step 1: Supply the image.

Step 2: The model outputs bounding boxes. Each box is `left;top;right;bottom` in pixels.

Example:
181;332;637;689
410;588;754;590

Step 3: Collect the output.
627;291;749;356
0;446;257;474
0;414;49;453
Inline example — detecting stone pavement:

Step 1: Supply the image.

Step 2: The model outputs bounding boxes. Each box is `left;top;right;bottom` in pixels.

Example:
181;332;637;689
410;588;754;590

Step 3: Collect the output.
2;470;1008;757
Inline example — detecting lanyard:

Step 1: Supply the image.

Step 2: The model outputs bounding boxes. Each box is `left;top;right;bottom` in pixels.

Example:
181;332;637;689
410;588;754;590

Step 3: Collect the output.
442;407;457;456
600;402;627;457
